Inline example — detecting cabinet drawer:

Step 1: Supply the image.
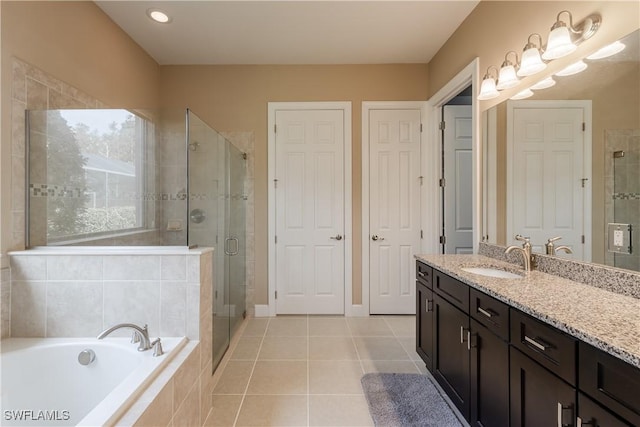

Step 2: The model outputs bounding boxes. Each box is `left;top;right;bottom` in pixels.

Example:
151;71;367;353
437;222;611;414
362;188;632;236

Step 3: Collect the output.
510;309;577;385
579;342;640;425
470;288;509;340
416;261;433;289
434;270;469;313
578;392;634;427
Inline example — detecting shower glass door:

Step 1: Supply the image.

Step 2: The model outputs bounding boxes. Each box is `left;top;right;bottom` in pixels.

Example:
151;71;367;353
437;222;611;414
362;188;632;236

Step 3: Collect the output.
186;110;246;371
613;143;639;271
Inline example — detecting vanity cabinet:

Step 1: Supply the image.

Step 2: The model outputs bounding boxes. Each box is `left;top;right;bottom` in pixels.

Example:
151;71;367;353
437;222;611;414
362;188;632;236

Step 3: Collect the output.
416;260;640;427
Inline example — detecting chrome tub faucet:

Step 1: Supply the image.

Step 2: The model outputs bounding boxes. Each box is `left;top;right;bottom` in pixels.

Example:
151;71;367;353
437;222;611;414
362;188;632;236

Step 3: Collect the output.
505;235;534;272
97;323;152;351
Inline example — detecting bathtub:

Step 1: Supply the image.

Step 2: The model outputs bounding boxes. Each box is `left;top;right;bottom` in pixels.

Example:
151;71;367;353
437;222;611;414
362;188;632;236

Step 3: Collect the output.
0;336;186;426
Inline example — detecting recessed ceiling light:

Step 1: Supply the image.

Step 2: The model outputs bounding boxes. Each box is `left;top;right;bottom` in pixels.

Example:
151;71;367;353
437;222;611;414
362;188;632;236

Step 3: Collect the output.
147;9;171;24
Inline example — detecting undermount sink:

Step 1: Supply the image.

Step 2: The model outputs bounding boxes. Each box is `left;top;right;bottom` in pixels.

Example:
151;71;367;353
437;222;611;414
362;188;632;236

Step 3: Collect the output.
461;267;523;279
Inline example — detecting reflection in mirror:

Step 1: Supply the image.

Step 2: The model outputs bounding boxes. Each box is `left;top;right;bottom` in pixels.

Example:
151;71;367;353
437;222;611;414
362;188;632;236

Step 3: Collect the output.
483;29;640;272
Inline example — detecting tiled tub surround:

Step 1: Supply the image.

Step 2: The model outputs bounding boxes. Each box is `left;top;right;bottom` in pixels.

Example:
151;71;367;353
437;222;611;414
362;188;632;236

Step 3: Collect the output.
415;253;640;369
6;247;217;426
1;268;10;338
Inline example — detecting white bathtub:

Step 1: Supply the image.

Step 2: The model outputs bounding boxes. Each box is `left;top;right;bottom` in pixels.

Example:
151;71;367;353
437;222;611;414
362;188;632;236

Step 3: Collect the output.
0;337;186;426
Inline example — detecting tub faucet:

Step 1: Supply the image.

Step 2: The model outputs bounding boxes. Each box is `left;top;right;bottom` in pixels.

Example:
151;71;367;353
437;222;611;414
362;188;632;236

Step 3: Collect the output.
97;323;152;351
505;235;534;272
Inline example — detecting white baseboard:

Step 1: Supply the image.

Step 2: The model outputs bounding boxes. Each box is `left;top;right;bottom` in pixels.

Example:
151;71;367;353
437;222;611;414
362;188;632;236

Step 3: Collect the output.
254;304;270;317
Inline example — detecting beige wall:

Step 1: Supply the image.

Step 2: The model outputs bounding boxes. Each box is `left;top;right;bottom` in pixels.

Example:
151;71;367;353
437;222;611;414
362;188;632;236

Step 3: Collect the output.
0;1;160;267
159;64;429;305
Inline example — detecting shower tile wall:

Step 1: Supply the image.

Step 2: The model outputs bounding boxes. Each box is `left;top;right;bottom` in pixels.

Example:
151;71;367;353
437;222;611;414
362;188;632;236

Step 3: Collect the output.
605;129;640;270
1;268;10;339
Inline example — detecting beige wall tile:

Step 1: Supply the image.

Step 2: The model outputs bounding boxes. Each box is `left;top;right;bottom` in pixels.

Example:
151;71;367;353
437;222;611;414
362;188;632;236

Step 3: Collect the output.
173;377;200;427
26;78;48;109
200;308;213;369
46;281;103;337
1;269;11;339
12;100;27;155
48;89;87;109
103;281;160;335
134;379;174;427
10;281;46;337
174;345;201;409
186;285;200;339
204;395;242;427
160;281;187;337
12;60;27;102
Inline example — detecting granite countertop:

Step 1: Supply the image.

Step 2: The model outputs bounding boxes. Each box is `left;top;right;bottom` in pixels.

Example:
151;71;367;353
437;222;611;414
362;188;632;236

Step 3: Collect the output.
415;254;640;369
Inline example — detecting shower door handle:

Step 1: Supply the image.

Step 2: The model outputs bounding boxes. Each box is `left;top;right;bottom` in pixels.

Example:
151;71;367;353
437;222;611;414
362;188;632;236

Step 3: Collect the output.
225;237;239;256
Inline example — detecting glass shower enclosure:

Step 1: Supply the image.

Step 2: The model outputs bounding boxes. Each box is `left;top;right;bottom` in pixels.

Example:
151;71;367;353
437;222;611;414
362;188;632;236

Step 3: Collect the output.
25;107;246;372
186;110;246;369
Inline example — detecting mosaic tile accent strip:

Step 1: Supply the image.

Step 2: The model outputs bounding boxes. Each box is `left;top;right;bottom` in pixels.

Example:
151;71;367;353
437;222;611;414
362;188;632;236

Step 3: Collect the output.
613;193;640;200
29;184;84;198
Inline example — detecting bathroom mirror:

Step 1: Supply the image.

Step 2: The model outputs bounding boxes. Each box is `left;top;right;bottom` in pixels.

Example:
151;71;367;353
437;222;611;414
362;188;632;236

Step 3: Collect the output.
482;28;640;272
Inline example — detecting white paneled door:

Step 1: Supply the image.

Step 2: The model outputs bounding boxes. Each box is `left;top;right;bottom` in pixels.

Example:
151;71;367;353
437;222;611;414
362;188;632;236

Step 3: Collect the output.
368;108;422;314
274;109;346;314
443;105;473;254
508;104;587;259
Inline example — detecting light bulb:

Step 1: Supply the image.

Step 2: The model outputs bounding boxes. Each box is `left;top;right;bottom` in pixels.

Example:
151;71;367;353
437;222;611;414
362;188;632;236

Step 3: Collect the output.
518;47;547;77
477;77;500;100
542;25;577;60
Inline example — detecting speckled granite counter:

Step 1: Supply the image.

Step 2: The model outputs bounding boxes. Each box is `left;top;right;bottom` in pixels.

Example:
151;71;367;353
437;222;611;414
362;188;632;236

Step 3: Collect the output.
415;254;640;369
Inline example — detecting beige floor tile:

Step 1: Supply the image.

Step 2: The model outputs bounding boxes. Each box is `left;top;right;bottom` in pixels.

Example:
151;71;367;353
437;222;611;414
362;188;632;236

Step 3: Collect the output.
347;317;394;336
247;361;307;395
360;360;421;374
242;318;269;337
309;360;364;394
258;336;307;360
415;362;429;374
384;315;416;337
204;395;243;426
353;337;411;361
309;395;374;426
235;395;307;426
213;361;254;395
398;336;422;361
308;317;350;336
230;336;263;361
265;317;308;337
309;336;358;360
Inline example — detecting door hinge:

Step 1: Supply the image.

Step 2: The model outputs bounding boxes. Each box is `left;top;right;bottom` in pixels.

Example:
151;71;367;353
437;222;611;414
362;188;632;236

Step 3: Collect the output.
274;179;278;188
274;124;277;133
582;122;585;131
419;176;424;186
420;230;424;239
439;178;446;187
275;235;278;244
439;121;446;130
582;235;585;244
440;235;446;244
275;291;278;299
420;123;423;132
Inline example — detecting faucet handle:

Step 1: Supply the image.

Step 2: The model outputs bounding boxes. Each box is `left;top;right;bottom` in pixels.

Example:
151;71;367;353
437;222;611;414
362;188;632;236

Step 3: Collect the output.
131;331;140;344
547;236;562;243
515;235;531;245
151;338;164;357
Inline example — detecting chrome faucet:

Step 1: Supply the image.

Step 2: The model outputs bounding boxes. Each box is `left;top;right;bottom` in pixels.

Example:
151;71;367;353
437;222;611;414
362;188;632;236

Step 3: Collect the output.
545;236;573;256
97;323;152;351
505;235;534;272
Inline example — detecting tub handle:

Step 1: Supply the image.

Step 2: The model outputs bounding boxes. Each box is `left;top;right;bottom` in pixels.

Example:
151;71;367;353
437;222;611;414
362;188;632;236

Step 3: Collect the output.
152;338;164;357
78;349;96;366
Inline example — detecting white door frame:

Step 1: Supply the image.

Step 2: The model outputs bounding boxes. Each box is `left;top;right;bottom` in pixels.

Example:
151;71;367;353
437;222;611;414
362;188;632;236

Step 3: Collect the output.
265;102;352;317
426;59;481;254
361;101;427;316
506;99;592;261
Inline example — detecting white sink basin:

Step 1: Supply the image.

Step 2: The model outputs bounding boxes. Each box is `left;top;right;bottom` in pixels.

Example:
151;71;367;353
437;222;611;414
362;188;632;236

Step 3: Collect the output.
461;267;523;279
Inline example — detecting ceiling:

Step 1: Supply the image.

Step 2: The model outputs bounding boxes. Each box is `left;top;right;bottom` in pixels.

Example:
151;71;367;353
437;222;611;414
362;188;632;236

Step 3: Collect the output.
95;1;479;65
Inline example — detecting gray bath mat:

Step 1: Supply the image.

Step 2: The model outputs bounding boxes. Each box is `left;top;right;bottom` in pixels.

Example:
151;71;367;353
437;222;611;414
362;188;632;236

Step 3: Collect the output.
361;373;463;427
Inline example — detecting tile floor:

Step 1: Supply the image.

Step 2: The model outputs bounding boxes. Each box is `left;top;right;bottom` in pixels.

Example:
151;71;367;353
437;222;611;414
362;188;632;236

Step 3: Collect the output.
203;315;427;426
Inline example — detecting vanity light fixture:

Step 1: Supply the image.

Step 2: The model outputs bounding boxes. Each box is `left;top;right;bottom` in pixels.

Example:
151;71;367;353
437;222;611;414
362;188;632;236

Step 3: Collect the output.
556;60;588;77
587;40;626;60
477;66;500;100
530;76;556;90
518;34;547;77
497;51;520;90
510;88;534;100
147;8;171;24
542;10;601;60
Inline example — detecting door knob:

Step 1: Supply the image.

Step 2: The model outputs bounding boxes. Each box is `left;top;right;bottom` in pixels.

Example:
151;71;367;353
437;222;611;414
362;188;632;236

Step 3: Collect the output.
330;234;343;241
371;235;385;241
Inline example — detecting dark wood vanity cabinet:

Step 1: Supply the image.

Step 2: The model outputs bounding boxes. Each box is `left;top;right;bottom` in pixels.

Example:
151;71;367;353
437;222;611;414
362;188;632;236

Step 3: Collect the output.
416;261;640;427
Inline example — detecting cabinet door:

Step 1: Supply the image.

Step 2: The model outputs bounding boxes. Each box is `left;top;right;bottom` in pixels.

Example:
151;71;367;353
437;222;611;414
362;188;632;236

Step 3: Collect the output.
416;281;434;371
511;347;576;427
434;293;470;420
578;393;633;427
470;319;509;427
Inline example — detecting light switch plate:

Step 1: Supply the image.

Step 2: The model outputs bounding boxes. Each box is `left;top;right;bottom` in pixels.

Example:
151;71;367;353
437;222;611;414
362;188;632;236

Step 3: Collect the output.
607;223;632;254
